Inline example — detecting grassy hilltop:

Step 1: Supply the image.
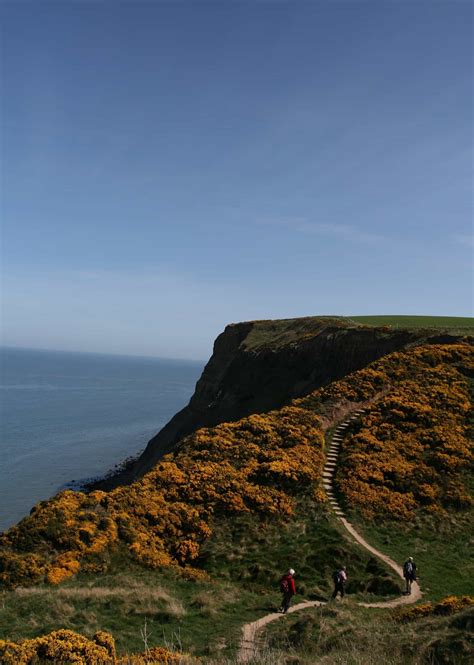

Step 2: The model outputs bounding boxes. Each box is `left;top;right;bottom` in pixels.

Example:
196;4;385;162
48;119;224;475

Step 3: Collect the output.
0;317;473;663
348;315;474;335
240;315;474;351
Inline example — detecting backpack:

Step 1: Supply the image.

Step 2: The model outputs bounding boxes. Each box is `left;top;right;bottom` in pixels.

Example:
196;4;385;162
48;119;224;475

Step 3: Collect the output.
332;570;341;584
280;576;290;593
404;562;413;576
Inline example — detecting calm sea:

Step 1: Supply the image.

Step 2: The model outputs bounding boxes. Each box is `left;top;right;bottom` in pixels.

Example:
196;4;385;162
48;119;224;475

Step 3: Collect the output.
0;347;204;533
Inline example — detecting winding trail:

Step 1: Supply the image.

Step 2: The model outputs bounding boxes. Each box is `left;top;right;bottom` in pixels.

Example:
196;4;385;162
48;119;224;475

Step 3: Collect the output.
238;406;421;663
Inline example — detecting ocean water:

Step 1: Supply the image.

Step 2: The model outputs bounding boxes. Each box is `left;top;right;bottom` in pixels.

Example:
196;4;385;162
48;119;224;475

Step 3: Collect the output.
0;347;204;533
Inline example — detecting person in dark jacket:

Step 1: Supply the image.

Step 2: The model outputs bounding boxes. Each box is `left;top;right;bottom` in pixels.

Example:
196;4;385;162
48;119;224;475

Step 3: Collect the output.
403;557;417;594
278;568;296;613
331;566;347;599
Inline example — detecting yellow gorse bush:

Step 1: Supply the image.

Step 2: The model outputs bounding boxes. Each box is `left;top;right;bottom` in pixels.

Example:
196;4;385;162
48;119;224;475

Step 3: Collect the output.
0;629;116;664
0;629;193;664
330;345;473;520
0;406;324;587
0;343;471;588
395;595;474;622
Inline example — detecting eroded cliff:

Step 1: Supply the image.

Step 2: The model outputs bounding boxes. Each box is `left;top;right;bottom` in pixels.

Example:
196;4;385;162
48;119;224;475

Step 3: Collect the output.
96;316;465;488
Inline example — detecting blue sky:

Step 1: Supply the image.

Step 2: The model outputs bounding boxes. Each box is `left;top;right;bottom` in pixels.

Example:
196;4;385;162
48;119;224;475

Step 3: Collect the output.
1;1;472;360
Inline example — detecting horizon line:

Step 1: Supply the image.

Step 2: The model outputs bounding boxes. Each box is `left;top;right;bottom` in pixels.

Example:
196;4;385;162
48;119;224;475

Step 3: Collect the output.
0;344;207;364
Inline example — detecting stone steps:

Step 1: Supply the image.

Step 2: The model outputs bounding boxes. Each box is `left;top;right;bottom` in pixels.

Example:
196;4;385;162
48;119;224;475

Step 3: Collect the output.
322;409;366;519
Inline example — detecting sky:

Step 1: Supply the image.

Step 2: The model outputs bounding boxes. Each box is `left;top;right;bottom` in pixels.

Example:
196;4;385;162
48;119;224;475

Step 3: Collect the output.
1;0;472;360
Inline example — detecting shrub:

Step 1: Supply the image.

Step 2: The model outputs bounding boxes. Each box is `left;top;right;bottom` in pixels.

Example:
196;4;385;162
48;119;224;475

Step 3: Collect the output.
329;345;473;520
0;628;195;664
395;595;474;622
0;343;471;587
0;407;324;587
0;629;115;664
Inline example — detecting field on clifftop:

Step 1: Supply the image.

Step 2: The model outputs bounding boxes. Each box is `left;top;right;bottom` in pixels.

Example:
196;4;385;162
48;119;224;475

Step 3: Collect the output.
1;320;473;663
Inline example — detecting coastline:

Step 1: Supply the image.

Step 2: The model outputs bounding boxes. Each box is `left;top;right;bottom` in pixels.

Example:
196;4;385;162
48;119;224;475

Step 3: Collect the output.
63;449;145;493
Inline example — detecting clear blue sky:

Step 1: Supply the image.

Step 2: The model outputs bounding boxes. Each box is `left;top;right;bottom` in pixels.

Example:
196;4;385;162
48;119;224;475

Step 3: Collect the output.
1;1;472;360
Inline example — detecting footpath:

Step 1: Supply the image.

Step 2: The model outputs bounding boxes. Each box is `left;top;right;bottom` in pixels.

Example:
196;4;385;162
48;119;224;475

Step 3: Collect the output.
238;407;421;663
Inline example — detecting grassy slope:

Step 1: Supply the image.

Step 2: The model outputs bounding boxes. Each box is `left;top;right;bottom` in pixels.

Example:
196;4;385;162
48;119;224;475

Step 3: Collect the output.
348;315;474;334
1;563;259;658
348;513;474;602
0;504;402;659
261;602;474;665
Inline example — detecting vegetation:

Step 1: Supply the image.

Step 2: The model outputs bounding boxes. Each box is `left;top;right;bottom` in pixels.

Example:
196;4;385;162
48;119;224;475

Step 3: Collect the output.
348;315;474;334
237;315;473;353
347;512;474;602
0;565;252;657
0;628;193;664
333;344;472;519
0;505;402;658
261;599;474;664
316;343;473;605
395;595;474;622
0;339;472;661
4;344;470;590
240;316;353;351
0;406;325;588
0;629;116;664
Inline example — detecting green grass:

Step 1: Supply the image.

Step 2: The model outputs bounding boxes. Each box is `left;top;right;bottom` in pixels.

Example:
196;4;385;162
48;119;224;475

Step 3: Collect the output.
0;562;261;658
347;511;474;602
347;315;474;333
2;495;472;662
0;503;402;660
238;315;473;353
201;504;402;602
3;500;471;660
260;601;474;664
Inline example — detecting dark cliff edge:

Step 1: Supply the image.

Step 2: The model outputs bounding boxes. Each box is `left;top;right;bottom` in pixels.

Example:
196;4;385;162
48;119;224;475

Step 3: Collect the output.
93;316;471;489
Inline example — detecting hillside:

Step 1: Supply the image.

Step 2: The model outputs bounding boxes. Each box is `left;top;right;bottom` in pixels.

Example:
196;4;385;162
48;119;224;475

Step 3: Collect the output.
0;317;472;662
261;597;474;664
99;316;470;486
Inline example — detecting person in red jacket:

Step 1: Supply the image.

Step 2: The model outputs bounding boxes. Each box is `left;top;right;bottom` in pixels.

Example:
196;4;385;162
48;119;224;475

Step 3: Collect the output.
278;568;296;613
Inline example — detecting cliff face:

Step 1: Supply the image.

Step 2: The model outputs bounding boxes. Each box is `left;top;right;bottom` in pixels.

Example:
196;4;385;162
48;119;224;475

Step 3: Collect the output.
102;316;464;486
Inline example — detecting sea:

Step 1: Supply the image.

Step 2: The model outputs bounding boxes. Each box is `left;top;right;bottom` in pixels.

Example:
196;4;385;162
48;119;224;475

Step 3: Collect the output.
0;347;204;533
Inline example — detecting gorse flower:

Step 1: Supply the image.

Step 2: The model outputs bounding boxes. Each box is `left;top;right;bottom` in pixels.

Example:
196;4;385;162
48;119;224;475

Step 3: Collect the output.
0;343;471;588
0;629;115;664
0;407;324;587
0;629;194;664
395;595;474;622
332;346;473;520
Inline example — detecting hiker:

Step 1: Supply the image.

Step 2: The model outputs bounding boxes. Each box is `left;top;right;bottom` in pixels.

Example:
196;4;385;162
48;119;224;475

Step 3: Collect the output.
403;556;417;594
278;568;296;613
331;566;347;599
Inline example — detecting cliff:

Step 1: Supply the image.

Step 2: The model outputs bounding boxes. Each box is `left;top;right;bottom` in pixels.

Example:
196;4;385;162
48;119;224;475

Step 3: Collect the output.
96;316;466;488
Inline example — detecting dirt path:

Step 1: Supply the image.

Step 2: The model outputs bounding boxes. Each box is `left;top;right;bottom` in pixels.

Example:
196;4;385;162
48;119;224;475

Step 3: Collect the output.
237;406;421;662
239;600;325;662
